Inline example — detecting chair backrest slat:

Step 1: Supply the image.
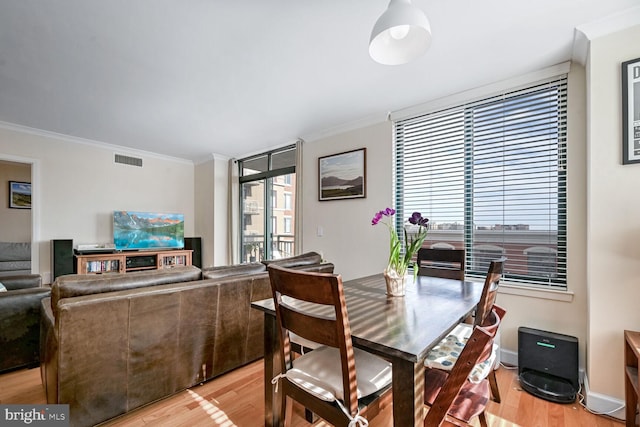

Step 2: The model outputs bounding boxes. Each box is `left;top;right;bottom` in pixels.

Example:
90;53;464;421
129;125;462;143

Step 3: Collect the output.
417;248;465;280
279;305;340;347
474;257;506;327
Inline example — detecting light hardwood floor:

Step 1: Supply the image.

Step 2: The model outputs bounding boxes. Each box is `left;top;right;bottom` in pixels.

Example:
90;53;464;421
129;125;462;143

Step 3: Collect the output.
0;362;624;427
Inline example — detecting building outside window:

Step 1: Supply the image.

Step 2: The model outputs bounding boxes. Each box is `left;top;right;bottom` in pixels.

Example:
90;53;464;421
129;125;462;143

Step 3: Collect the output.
524;246;558;278
284;193;292;210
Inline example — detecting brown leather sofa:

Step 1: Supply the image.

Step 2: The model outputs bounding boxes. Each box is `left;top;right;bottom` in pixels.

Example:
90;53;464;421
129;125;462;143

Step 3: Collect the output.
40;252;333;427
0;274;48;373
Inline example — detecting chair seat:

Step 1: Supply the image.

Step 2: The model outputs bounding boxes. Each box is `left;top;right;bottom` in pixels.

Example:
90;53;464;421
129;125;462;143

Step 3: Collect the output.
425;323;497;383
283;345;392;402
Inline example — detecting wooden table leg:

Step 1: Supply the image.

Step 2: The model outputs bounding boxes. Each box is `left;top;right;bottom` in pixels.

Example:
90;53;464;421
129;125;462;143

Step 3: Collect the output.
391;357;425;426
264;313;282;427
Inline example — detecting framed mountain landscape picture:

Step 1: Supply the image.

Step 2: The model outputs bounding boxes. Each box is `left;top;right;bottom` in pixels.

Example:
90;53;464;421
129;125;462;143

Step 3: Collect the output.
318;148;366;201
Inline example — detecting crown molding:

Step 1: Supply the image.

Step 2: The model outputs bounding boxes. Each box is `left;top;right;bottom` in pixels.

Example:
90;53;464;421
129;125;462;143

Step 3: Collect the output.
572;6;640;66
0;120;194;165
300;112;389;144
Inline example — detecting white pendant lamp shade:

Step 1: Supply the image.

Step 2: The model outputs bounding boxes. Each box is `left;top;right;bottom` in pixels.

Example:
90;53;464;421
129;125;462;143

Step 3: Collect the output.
369;0;432;65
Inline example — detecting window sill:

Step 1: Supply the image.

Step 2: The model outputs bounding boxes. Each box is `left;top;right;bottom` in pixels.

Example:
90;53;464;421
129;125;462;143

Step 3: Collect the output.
465;277;574;302
498;282;574;302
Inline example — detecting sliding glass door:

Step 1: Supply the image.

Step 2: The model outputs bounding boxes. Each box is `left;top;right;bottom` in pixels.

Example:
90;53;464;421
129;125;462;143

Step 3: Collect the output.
239;146;296;263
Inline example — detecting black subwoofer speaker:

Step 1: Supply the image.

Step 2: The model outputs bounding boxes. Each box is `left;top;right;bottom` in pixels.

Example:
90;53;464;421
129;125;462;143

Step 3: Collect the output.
184;237;202;268
518;327;578;403
51;239;74;281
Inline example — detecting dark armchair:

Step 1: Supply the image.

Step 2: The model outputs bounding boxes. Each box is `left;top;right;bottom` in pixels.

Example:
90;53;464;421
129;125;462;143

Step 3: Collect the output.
0;274;49;373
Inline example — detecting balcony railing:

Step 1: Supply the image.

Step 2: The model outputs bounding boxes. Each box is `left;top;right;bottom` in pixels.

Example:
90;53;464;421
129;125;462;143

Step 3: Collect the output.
242;234;294;263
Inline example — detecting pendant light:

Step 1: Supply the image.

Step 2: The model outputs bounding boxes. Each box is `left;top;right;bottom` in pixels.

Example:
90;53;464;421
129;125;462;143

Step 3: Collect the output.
369;0;432;65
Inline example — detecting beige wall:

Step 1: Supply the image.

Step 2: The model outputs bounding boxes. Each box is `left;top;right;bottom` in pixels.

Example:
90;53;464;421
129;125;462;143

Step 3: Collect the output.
586;24;640;402
302;121;393;281
211;156;229;266
0;125;195;283
194;155;229;268
301;64;590;385
0;24;636;410
0;160;32;242
495;64;589;365
195;157;215;268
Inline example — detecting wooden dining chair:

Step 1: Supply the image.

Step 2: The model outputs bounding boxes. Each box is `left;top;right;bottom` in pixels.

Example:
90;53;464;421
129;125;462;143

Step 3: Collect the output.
417;248;465;280
267;264;393;427
423;305;506;427
425;257;506;403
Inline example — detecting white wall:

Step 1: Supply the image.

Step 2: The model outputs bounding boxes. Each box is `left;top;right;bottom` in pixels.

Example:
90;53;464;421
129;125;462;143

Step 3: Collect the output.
0;160;31;242
0;124;195;283
586;24;640;403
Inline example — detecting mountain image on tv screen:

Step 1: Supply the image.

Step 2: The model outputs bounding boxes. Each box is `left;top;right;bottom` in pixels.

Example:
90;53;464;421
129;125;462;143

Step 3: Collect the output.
114;211;184;250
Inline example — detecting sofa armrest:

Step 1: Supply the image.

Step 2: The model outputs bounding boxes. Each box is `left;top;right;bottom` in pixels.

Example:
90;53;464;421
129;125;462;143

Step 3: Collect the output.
202;262;266;279
261;251;323;268
40;297;58;403
1;274;42;290
0;287;51;373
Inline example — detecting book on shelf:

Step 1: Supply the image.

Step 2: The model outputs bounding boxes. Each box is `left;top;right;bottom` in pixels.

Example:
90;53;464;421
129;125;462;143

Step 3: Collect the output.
86;258;120;273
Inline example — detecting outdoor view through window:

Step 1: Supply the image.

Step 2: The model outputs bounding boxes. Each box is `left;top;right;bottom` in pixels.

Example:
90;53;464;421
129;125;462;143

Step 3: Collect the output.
395;76;567;288
239;146;296;263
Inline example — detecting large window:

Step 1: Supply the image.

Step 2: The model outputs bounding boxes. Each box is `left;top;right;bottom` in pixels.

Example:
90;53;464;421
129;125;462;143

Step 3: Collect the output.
395;76;567;288
238;146;296;262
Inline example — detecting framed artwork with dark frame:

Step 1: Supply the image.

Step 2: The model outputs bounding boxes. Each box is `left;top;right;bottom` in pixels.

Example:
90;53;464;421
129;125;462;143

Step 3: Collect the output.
622;56;640;164
318;148;366;201
9;181;31;209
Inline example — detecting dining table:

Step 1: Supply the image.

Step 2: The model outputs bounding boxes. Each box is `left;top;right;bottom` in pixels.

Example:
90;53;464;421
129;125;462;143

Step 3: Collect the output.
250;272;484;427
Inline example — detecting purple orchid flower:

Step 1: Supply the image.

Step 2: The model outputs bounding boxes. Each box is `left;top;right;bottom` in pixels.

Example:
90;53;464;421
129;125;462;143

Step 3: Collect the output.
408;212;429;227
371;211;383;225
372;208;396;225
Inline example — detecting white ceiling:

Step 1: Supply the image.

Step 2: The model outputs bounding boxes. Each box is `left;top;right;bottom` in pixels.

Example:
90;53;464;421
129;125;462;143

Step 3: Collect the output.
0;1;638;162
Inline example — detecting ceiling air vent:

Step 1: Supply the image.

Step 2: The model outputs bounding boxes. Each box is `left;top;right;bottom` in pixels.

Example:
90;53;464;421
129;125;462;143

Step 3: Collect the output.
114;154;143;167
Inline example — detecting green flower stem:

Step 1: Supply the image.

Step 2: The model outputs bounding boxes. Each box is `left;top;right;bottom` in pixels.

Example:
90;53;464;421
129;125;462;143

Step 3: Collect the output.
383;220;427;278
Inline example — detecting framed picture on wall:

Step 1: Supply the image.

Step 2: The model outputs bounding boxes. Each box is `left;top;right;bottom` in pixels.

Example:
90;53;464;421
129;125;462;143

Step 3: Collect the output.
9;181;31;209
622;56;640;164
318;148;366;201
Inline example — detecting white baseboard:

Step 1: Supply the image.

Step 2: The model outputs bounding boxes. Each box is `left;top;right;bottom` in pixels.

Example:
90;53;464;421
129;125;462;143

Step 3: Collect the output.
500;347;518;367
582;374;625;421
498;348;625;421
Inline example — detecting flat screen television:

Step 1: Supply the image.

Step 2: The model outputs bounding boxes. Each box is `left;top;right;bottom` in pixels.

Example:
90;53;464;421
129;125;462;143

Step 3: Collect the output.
113;211;184;251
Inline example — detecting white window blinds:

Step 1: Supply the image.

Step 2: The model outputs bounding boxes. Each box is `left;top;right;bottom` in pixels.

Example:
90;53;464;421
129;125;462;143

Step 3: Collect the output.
395;76;567;288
